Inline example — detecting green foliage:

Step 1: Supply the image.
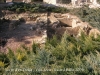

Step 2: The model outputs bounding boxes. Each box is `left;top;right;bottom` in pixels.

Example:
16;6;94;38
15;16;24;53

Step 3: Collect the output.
1;33;100;75
85;51;100;74
46;7;69;13
16;8;25;13
5;3;69;13
45;33;100;74
32;43;39;54
34;50;50;68
0;53;10;75
0;53;10;68
46;36;59;47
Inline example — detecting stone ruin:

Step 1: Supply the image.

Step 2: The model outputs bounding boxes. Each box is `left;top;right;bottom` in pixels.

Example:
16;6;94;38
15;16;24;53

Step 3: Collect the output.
3;12;99;40
46;13;100;39
0;12;100;52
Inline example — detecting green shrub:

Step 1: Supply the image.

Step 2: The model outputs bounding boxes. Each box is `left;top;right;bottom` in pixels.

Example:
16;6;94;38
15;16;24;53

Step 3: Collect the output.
1;33;100;75
0;53;10;68
16;8;25;13
5;3;69;13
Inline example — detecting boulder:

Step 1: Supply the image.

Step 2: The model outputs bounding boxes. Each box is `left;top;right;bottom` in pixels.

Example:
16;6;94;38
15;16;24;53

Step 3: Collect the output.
61;13;71;18
54;13;62;18
55;27;67;36
72;19;77;28
36;16;47;23
58;18;72;27
89;28;100;38
66;26;81;37
49;15;59;24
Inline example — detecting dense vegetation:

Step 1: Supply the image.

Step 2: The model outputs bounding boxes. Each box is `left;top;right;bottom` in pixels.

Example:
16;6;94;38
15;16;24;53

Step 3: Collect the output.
4;3;69;13
0;33;100;75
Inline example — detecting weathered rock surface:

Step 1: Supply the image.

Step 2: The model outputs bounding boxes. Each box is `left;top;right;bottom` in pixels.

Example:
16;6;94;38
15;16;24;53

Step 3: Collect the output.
49;15;59;24
47;13;100;38
1;12;100;52
58;18;72;27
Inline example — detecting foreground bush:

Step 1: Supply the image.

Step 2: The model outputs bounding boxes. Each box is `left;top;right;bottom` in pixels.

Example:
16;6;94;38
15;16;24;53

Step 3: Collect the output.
0;33;100;75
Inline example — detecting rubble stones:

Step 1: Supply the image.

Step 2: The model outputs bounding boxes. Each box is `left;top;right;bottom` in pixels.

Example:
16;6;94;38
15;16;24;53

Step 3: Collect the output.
2;11;100;40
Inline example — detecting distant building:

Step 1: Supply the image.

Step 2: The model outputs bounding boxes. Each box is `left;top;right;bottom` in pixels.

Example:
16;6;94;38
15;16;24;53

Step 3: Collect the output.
43;0;98;6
